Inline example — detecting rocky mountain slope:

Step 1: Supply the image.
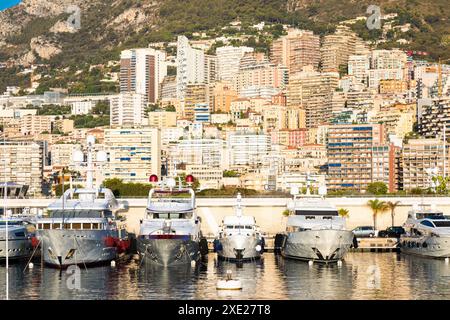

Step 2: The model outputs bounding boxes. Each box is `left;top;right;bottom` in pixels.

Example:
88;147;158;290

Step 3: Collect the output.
0;0;448;68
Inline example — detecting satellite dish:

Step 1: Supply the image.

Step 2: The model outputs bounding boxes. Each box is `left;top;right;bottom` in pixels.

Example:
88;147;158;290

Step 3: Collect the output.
318;185;327;196
72;150;84;163
290;186;299;196
87;135;96;145
96;151;107;163
166;178;176;188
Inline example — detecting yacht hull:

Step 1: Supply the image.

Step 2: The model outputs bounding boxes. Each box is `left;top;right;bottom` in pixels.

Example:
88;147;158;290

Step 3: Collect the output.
282;229;354;262
0;227;33;261
217;235;262;261
37;229;119;268
0;239;33;261
137;237;200;267
400;235;450;258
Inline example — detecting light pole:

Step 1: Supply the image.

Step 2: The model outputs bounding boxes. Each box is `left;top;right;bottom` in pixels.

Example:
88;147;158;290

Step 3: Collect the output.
2;119;8;300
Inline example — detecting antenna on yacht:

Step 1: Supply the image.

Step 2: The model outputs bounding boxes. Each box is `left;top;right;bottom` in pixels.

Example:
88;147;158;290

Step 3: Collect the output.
236;193;242;218
86;135;96;190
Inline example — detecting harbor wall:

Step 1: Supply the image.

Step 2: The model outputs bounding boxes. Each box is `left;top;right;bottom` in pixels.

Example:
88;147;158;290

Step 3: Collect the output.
7;197;450;236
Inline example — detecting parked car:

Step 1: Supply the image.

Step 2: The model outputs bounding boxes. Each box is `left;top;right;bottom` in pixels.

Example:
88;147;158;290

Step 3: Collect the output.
378;226;405;238
352;226;376;238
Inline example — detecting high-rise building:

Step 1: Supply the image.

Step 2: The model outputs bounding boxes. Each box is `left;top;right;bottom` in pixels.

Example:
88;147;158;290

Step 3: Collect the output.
321;25;368;73
110;93;146;127
168;139;226;171
417;97;450;139
216;46;254;82
0;140;46;196
287;66;339;128
348;54;370;85
227;133;271;167
401;138;449;190
120;48;167;104
176;36;206;99
212;81;238;113
271;29;320;73
183;84;210;120
233;52;288;94
104;128;161;183
327;123;388;191
371;49;407;70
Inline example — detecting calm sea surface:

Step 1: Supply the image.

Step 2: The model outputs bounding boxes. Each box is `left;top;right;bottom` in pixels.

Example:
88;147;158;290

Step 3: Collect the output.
1;252;450;300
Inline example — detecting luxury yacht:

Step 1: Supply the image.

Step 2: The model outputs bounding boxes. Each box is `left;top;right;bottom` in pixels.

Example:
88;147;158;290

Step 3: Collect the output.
400;204;450;259
279;185;354;263
35;136;129;268
214;193;264;261
0;216;34;261
137;175;208;267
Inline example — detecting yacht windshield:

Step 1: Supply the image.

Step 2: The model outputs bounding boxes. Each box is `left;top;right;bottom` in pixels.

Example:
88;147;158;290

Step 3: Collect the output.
416;213;444;219
295;210;338;216
433;221;450;227
152;212;193;219
0;221;23;226
48;210;110;218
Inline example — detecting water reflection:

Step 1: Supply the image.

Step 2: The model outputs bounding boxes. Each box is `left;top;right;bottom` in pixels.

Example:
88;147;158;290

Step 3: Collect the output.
0;253;449;300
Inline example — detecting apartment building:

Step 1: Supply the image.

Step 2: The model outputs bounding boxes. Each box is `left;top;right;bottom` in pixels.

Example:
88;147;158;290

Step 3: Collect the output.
287;66;339;128
120;48;167;104
216;46;254;82
168;139;226;172
104;128;161;183
227;133;271;168
321;25;368;72
401;139;449;190
147;111;177;128
270;29;320;73
327;123;388;191
183;84;210;120
417;97;450;139
176;36;206;99
0;140;46;196
233;52;289;94
19;115;52;135
110;92;146;127
212;82;238;113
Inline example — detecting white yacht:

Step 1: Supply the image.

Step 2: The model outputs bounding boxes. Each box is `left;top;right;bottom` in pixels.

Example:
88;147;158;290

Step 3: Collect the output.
214;193;264;261
0;216;34;261
137;175;208;267
35;136;129;268
400;204;450;259
280;185;354;263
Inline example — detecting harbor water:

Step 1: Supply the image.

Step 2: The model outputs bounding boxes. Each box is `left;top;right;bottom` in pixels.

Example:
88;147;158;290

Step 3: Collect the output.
1;252;449;300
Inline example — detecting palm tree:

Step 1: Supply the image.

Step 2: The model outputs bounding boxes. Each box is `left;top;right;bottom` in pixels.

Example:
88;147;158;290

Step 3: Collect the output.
387;201;401;227
282;209;290;217
367;199;388;231
338;208;349;218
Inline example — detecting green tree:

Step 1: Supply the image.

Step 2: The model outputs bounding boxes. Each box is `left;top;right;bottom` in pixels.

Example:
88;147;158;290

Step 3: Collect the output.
432;176;450;194
387;201;401;227
282;209;290;217
338;208;349;218
367;182;388;195
367;199;388;231
223;170;239;177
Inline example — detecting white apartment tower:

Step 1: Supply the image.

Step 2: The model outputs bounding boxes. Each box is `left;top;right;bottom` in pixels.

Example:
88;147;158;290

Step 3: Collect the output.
216;46;254;82
176;36;206;99
110;93;146;127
